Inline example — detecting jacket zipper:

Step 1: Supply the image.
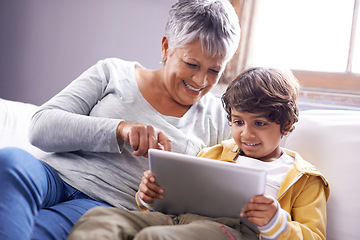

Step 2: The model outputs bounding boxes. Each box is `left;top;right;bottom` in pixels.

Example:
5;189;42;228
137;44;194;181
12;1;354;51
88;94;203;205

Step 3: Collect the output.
277;172;304;200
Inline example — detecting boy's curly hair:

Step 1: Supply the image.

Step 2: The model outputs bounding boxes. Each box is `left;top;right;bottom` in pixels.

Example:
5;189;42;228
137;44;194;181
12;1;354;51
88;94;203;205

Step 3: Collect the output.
221;67;300;135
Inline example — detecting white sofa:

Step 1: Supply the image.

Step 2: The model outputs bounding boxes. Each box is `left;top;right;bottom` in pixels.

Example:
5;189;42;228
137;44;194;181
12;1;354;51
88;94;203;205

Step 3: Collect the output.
1;98;359;240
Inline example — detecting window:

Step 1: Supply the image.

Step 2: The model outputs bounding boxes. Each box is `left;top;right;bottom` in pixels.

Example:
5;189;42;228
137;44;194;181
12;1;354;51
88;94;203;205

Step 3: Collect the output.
353;7;360;73
229;0;360;109
251;0;356;73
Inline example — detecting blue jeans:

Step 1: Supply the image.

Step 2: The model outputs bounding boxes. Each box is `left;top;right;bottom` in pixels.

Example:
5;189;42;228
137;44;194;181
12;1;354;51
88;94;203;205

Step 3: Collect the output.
0;147;111;240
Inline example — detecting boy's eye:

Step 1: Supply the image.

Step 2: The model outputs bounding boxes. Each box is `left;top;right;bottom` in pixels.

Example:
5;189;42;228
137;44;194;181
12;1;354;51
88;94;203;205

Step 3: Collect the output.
233;120;244;125
255;121;266;126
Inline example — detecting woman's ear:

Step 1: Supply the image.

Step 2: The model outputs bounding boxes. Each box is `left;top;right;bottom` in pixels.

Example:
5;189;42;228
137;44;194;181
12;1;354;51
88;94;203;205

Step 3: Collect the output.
161;36;169;62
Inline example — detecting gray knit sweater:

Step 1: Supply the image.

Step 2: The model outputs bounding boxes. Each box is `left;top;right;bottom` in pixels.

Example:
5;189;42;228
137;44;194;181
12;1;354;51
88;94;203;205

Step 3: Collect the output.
29;58;231;210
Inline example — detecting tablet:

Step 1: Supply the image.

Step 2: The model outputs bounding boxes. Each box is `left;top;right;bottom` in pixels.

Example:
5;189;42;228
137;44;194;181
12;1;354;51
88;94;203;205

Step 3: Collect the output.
148;149;266;228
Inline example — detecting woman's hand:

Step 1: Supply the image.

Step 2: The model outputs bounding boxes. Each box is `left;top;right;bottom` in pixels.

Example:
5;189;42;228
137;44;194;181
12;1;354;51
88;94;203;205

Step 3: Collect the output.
240;195;278;227
137;170;164;203
117;121;171;157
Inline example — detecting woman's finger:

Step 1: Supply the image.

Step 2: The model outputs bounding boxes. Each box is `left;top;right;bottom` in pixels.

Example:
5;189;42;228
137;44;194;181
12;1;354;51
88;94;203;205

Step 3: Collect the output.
158;131;172;152
131;126;149;156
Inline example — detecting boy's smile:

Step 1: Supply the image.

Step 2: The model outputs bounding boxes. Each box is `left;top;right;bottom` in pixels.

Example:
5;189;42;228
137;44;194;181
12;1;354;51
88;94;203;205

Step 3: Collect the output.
230;108;283;162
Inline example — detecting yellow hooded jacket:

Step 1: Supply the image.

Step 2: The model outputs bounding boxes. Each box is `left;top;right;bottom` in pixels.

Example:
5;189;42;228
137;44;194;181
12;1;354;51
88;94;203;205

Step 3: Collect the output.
198;139;330;240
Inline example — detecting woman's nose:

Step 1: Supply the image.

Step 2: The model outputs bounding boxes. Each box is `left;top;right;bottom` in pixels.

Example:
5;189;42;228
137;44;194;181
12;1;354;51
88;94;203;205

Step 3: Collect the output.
192;71;207;87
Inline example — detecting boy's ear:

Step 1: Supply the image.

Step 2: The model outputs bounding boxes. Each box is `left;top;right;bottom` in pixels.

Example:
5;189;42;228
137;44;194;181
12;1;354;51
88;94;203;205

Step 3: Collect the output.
283;120;294;134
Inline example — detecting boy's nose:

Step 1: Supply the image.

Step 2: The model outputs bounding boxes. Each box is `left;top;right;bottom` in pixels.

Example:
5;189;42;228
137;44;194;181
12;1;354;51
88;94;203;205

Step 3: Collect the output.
241;125;254;138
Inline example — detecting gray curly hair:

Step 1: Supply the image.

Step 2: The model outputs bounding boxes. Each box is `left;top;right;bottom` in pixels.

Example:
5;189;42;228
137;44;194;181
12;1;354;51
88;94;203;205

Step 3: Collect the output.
165;0;241;62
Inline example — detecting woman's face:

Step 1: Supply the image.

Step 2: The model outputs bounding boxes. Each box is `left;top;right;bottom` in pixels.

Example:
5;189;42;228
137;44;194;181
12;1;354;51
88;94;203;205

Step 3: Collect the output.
161;38;228;106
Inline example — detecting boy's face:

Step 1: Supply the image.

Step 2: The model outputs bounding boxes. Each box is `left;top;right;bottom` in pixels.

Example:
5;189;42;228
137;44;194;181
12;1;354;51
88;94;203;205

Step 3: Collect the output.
230;108;283;162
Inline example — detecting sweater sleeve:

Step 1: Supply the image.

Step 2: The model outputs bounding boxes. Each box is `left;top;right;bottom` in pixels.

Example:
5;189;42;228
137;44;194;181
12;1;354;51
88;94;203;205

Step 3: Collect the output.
29;59;124;153
135;192;153;212
258;201;290;239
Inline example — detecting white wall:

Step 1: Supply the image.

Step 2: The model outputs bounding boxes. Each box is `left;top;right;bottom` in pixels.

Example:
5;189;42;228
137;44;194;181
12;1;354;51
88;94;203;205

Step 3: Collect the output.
0;0;176;105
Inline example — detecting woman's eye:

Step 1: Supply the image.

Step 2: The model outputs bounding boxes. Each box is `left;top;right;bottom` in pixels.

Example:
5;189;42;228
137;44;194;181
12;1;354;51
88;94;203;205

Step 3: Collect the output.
186;62;197;67
209;69;220;74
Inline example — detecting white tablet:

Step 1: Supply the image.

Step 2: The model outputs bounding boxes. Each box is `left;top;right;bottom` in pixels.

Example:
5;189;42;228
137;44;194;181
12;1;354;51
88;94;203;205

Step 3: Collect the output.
148;148;266;229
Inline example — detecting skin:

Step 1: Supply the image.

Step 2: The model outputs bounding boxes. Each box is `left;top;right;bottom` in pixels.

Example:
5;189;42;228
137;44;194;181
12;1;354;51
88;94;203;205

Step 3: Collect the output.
138;108;293;227
117;36;227;157
230;108;283;162
230;108;285;226
157;36;226;109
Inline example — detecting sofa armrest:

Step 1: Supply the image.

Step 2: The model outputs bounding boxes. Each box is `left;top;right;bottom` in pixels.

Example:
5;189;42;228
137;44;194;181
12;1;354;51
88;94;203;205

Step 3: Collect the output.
281;109;360;240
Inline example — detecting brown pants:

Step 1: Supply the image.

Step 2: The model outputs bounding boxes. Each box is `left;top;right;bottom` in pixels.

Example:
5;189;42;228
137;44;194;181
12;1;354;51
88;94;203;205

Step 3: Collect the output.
67;207;259;240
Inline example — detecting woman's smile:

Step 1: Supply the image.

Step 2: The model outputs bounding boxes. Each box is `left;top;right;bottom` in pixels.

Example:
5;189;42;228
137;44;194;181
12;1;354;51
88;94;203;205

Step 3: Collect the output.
182;80;204;92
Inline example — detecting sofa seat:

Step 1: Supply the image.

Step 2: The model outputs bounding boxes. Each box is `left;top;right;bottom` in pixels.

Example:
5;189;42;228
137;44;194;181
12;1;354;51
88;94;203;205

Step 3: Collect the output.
1;98;359;240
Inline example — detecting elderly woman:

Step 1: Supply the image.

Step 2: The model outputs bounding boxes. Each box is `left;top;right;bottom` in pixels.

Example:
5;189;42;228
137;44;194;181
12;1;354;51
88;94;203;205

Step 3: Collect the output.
0;0;240;239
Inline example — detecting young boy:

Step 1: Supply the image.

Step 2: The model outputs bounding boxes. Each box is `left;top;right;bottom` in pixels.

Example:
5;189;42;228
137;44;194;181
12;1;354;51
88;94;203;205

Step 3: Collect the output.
68;68;330;240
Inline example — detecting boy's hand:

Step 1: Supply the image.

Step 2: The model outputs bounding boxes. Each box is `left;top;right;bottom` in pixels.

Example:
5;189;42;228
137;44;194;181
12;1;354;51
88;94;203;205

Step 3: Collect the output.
137;170;164;202
240;195;278;227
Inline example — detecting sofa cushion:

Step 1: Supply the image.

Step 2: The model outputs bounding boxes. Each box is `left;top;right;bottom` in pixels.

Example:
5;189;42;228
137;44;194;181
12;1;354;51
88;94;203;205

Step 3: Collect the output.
0;98;45;158
281;109;360;240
